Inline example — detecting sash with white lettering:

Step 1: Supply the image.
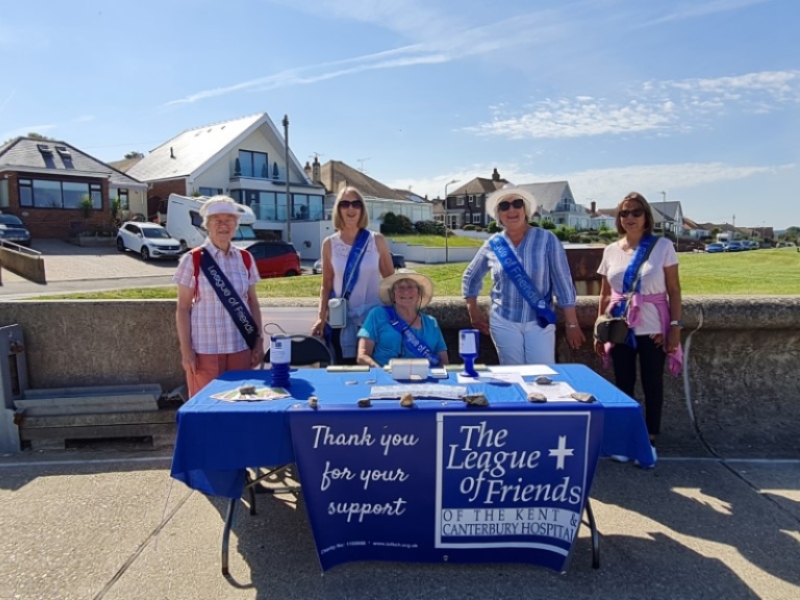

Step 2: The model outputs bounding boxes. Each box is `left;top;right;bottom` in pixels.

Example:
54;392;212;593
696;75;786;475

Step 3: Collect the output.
199;249;259;350
383;306;441;366
488;235;556;328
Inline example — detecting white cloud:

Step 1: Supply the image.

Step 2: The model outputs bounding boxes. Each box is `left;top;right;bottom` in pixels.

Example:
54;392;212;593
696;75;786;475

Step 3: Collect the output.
646;0;776;26
466;70;800;140
167;9;561;105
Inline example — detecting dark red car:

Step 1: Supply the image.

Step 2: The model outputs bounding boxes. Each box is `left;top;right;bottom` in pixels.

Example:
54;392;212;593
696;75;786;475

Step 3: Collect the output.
241;241;301;278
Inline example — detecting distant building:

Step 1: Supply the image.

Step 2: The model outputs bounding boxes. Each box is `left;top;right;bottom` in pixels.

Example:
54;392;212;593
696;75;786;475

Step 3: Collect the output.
447;168;509;228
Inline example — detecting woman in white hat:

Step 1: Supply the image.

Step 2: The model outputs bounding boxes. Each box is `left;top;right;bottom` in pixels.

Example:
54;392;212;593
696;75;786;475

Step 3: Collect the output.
356;270;449;368
173;196;264;398
461;187;584;365
311;186;394;364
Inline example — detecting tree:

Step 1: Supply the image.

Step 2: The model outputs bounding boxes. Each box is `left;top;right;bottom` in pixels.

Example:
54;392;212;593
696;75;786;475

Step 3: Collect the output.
124;151;144;159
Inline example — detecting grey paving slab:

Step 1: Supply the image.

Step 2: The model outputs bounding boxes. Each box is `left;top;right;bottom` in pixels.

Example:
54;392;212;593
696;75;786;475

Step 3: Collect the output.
0;452;798;600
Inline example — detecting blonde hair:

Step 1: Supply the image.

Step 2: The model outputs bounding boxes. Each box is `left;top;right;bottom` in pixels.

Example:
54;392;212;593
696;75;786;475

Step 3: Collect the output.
332;186;369;230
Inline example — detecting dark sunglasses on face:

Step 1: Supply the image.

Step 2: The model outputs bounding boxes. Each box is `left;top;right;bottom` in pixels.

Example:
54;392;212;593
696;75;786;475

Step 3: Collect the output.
339;200;363;210
619;209;644;218
498;198;525;212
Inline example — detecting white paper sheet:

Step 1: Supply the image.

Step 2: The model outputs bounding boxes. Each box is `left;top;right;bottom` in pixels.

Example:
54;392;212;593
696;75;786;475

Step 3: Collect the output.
487;365;558;376
523;381;577;401
457;372;526;385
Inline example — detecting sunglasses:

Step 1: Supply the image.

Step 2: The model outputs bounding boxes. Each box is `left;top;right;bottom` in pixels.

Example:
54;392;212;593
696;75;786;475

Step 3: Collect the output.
619;209;645;218
339;200;363;210
498;198;525;212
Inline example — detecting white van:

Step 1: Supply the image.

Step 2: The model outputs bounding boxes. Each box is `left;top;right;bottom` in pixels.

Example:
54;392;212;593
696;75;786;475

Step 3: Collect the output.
165;194;258;250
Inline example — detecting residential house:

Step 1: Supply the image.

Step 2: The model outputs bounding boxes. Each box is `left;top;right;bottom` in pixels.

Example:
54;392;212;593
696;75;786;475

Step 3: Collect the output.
512;181;592;229
447;168;508;228
651;200;684;238
0;137;146;238
307;159;432;225
126;113;326;239
590;206;617;231
681;217;711;240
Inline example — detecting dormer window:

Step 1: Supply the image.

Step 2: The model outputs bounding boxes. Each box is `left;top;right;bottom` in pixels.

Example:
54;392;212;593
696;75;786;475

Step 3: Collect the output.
37;144;53;155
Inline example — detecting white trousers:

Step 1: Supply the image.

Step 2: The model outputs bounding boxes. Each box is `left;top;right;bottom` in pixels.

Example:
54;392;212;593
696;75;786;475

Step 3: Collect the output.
490;311;556;365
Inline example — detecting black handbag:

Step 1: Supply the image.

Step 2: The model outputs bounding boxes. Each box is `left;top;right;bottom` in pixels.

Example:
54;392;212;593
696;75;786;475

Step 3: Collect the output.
594;239;657;345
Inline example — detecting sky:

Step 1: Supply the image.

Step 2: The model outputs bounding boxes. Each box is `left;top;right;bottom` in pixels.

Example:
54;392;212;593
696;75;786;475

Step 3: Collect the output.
1;0;798;229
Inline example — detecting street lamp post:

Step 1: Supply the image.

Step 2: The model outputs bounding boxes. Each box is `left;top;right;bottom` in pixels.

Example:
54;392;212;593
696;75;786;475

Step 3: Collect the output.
444;179;459;263
283;115;292;243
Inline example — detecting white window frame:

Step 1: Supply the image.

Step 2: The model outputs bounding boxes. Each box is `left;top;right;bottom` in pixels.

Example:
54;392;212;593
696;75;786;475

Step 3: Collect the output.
472;214;482;224
457;197;464;206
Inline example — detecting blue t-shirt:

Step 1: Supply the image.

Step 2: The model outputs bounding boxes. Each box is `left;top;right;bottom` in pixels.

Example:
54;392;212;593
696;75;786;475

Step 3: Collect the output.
357;306;447;367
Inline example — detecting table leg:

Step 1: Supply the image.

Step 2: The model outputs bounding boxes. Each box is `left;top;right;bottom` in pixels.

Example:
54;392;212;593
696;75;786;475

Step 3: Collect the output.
221;497;238;576
584;499;600;569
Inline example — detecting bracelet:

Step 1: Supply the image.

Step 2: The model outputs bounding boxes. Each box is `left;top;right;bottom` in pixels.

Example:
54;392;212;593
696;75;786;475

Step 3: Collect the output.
566;323;579;329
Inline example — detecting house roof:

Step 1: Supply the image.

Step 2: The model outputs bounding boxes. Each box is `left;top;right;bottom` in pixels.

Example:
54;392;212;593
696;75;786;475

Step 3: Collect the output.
651;200;681;221
319;161;409;201
451;177;509;196
0;137;143;188
126;113;311;185
513;181;573;213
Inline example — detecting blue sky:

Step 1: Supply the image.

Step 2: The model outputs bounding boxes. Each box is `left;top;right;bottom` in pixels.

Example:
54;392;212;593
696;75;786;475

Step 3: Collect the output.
2;0;798;228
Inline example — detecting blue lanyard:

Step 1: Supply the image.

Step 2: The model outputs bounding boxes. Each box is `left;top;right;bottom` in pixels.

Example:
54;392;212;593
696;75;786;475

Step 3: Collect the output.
338;229;370;300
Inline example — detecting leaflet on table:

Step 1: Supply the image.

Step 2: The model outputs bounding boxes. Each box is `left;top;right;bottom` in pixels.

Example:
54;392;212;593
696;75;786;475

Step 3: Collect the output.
211;387;291;402
456;372;526;385
370;384;467;400
487;365;557;376
523;381;578;401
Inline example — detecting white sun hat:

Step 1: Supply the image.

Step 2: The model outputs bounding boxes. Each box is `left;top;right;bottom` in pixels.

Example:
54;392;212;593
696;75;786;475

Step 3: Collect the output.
485;186;537;220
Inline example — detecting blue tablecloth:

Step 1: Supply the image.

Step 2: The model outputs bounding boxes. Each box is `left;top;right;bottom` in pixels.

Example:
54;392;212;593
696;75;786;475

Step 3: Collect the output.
170;365;653;498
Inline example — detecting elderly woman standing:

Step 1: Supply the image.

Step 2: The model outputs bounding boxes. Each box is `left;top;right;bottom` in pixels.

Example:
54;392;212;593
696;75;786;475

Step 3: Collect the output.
596;192;683;454
173;196;264;398
357;270;449;368
311;187;394;364
462;187;584;365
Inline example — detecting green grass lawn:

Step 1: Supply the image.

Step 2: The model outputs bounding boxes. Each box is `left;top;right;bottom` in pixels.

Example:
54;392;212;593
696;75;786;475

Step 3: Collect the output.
30;248;800;300
390;234;484;248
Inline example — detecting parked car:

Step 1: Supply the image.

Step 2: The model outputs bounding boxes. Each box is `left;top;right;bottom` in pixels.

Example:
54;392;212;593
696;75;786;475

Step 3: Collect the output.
116;222;183;261
704;243;725;253
725;241;746;252
0;214;32;247
747;240;760;250
312;252;406;275
242;241;301;278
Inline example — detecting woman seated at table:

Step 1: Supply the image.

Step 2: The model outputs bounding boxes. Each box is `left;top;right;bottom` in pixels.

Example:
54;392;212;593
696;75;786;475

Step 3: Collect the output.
357;270;449;368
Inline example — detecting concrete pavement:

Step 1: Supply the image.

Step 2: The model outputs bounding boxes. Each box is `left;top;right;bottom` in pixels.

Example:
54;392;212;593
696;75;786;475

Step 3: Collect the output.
0;451;798;600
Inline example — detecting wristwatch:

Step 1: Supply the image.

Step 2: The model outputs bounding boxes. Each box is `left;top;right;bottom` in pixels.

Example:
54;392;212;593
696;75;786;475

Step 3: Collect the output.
670;320;684;328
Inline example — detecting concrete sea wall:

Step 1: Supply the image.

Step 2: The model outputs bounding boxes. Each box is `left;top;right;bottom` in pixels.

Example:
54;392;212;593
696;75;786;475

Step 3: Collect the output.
2;296;798;457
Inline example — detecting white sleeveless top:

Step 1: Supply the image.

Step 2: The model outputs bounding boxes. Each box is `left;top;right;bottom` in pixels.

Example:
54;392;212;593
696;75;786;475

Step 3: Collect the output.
330;230;382;319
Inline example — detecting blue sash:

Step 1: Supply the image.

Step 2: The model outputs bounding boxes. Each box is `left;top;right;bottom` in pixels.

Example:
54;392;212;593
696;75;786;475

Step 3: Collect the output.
338;229;371;300
610;234;657;319
199;249;259;350
383;307;441;366
488;234;556;328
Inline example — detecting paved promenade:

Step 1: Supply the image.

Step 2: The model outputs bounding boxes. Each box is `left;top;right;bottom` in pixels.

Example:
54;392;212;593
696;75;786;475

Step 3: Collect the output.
1;448;798;600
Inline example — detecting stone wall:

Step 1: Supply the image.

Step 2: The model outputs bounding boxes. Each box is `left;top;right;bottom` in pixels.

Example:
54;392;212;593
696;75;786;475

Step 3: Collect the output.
2;296;798;457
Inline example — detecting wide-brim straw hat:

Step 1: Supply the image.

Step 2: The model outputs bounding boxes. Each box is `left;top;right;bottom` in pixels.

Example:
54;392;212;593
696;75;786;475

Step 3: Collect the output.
379;269;434;308
485;186;537;220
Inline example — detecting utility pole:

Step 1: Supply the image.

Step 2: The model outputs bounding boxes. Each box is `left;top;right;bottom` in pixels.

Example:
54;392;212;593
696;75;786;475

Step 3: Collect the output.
660;191;667;236
283;115;291;242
